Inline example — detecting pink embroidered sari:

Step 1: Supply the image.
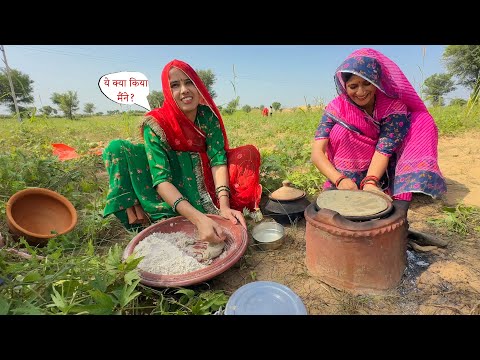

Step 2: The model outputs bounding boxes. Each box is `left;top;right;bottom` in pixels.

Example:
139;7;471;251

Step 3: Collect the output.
315;48;447;201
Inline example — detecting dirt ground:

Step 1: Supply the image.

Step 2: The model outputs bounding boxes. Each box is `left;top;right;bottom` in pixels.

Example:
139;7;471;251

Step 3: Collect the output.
209;132;480;315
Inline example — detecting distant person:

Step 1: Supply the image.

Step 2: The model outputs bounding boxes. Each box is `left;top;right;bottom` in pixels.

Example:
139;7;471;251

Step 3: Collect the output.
102;59;262;243
269;106;273;116
311;48;447;242
262;107;269;117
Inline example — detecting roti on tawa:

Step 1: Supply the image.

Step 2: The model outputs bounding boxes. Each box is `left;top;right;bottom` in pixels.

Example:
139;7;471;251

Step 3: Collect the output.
316;190;389;217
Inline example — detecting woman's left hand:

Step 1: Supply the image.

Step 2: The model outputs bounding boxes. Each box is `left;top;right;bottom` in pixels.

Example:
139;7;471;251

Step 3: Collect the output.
219;207;247;229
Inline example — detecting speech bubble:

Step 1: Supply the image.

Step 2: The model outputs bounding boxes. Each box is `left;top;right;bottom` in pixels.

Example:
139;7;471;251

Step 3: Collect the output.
98;71;151;111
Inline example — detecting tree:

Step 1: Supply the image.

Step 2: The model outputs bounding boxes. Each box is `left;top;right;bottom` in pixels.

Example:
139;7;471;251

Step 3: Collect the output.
242;105;252;113
0;68;34;113
422;73;455;107
197;69;217;99
450;98;467;106
272;102;281;111
51;91;79;119
443;45;480;90
84;103;95;115
147;90;164;108
223;97;239;115
39;105;57;117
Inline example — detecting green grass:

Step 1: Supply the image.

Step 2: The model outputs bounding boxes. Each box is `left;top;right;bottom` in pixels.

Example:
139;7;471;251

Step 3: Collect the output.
429;104;480;135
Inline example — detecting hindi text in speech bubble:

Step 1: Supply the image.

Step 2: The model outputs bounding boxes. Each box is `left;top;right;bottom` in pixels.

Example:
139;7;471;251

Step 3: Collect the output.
98;71;151;111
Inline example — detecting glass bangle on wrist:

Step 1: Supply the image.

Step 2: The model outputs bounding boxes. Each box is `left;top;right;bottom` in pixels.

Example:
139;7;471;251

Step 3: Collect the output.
360;175;380;190
335;175;348;188
215;185;230;198
172;196;188;213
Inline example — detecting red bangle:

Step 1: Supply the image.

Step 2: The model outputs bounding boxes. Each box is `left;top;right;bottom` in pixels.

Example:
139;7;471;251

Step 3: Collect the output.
335;175;348;188
360;175;380;190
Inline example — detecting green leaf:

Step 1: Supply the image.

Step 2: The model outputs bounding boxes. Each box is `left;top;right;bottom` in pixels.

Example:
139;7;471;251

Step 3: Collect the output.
47;248;63;260
86;239;95;256
198;295;223;312
190;301;209;315
0;297;10;315
105;245;123;271
49;286;68;310
111;279;141;308
85;289;117;314
89;289;116;306
23;271;42;283
123;253;143;272
175;288;195;298
11;303;46;315
90;275;109;292
74;304;115;315
124;269;140;285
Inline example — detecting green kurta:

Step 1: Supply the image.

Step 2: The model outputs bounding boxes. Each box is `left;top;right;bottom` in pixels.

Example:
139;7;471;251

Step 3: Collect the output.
102;105;227;229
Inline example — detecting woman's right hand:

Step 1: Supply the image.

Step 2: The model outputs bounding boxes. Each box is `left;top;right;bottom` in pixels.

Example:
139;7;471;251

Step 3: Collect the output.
195;215;226;243
336;177;358;190
362;183;393;202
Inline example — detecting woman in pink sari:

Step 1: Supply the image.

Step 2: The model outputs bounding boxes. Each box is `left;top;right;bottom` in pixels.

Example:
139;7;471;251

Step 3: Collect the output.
311;48;447;225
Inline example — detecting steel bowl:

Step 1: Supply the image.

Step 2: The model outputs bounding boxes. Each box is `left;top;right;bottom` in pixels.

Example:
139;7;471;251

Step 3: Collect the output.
251;222;285;251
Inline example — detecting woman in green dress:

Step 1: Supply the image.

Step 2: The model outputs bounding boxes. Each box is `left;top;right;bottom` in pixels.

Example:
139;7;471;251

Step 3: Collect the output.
102;59;262;243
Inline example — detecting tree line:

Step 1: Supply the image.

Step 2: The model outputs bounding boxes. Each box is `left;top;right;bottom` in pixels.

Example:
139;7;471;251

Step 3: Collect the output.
1;46;479;119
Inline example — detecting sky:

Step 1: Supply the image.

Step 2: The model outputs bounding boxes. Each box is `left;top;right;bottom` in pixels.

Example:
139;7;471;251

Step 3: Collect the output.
0;45;469;115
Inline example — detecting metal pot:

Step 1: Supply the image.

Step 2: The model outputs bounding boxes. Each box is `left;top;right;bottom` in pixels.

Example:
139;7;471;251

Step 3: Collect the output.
262;180;311;225
252;222;286;251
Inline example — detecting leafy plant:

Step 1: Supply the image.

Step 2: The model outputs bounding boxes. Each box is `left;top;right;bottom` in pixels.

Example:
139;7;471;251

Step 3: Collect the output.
427;203;480;235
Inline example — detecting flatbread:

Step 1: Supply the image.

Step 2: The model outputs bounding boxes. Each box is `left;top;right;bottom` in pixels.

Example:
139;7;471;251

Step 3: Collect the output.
316;190;389;217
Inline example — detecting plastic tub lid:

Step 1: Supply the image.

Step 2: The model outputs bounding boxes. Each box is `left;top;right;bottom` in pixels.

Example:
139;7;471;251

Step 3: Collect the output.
224;281;307;315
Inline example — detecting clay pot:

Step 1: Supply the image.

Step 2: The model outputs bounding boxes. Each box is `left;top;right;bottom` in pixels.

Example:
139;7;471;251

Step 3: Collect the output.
6;187;78;246
304;197;408;295
122;214;248;288
262;180;311;224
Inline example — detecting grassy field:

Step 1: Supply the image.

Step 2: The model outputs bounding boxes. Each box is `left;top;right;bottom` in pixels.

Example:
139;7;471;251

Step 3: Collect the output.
0;105;478;314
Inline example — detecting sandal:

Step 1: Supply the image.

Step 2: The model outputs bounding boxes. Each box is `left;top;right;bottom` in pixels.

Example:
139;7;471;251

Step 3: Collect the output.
126;205;150;225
